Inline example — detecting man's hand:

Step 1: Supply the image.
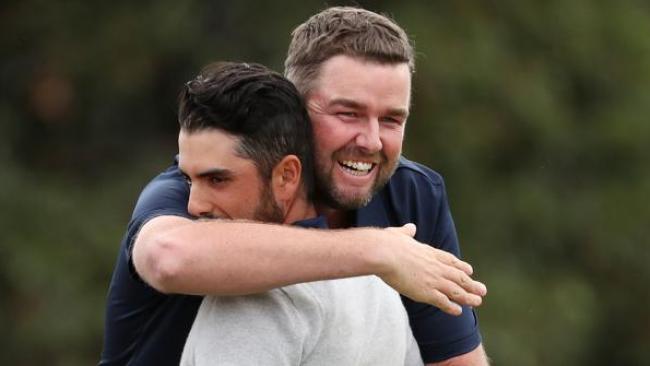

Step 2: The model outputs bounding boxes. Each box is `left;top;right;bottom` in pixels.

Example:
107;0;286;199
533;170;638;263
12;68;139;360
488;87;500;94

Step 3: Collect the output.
376;223;487;315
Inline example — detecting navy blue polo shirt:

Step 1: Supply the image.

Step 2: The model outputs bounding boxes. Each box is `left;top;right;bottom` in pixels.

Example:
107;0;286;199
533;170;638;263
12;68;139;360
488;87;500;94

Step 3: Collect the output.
99;156;481;365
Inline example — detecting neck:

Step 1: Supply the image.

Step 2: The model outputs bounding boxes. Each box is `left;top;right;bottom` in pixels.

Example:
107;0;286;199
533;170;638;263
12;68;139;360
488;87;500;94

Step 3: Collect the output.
283;197;318;224
315;203;353;229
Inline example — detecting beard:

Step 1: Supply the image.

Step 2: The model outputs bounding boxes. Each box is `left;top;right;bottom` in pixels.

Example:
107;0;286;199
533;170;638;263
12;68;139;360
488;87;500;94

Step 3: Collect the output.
253;184;285;223
314;149;399;210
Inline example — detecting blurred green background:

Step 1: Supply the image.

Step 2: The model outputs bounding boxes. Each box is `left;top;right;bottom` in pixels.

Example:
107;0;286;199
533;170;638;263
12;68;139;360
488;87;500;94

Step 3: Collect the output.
1;0;649;365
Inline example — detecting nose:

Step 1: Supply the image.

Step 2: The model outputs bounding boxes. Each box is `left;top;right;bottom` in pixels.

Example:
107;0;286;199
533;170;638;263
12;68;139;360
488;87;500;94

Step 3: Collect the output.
355;118;383;153
187;185;213;218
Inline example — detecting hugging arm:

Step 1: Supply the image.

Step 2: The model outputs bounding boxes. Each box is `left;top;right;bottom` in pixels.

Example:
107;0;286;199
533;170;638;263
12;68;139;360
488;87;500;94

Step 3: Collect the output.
132;216;485;313
129;163;485;313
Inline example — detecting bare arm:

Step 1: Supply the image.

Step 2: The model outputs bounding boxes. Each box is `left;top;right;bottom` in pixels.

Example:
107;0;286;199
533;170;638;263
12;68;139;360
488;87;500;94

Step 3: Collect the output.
133;215;379;295
427;344;489;366
132;216;486;314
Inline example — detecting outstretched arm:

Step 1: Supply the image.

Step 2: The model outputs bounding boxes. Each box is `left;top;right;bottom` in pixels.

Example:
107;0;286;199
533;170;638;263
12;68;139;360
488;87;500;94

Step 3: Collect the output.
132;216;486;315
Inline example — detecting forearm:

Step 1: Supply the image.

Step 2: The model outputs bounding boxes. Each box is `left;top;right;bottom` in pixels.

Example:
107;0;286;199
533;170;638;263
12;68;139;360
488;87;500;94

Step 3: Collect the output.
132;216;486;313
132;215;384;295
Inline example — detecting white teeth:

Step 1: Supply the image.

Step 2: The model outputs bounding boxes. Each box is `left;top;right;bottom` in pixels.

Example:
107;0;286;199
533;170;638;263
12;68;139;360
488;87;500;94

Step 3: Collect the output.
339;160;373;175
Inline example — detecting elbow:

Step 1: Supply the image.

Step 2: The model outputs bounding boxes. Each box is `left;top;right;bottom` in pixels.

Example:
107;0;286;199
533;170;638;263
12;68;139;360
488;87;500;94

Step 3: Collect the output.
134;234;188;294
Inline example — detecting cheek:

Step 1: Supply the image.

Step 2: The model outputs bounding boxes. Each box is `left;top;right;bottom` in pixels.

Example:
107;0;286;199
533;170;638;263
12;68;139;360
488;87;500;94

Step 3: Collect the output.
313;118;354;151
381;130;404;157
221;191;258;218
313;126;340;154
312;116;335;134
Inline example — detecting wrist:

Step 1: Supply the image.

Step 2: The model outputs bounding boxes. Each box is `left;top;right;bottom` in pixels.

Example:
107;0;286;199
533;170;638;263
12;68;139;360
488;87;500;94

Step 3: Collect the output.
346;227;394;278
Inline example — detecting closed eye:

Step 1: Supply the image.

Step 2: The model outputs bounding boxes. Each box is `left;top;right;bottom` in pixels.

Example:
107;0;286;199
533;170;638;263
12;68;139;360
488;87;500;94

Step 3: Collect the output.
380;116;404;125
206;174;231;187
190;168;234;188
336;111;359;119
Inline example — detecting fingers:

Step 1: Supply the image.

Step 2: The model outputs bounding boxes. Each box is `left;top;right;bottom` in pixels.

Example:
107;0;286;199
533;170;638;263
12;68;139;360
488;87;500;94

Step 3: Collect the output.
414;280;482;315
441;280;483;308
402;223;416;236
426;280;483;314
472;279;488;297
453;268;488;297
428;290;463;316
428;249;488;303
435;250;474;275
404;259;485;310
377;227;487;312
388;223;416;237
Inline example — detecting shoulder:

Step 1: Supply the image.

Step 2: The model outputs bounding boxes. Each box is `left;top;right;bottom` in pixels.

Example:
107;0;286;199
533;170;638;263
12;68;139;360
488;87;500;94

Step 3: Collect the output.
389;156;446;190
379;156;449;219
185;292;306;365
362;156;458;250
198;288;323;343
131;157;190;222
123;158;190;258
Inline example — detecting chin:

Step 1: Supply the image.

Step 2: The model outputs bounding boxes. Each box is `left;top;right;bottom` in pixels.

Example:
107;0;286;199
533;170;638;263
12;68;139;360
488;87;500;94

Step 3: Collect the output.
332;189;374;209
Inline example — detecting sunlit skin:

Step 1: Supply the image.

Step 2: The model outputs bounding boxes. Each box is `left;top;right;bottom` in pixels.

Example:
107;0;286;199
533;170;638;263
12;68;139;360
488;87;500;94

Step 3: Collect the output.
305;55;411;221
178;129;282;222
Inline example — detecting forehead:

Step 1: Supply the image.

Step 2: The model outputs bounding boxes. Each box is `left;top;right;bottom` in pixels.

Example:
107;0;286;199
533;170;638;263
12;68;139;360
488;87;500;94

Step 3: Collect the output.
310;55;412;108
177;129;257;176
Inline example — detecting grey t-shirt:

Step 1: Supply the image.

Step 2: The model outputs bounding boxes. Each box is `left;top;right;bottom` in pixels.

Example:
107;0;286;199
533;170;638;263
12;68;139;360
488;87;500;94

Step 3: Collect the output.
181;275;423;365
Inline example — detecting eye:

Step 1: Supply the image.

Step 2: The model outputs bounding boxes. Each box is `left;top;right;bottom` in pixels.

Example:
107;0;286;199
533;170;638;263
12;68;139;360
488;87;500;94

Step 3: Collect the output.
336;111;358;119
208;175;227;186
380;116;404;126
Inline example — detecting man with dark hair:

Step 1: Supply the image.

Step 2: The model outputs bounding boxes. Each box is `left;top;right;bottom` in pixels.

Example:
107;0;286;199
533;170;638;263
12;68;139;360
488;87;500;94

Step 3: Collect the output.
100;6;488;366
176;61;422;365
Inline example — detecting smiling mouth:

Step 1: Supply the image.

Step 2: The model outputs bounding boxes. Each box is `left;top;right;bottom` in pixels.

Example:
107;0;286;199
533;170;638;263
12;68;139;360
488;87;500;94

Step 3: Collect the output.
338;160;376;176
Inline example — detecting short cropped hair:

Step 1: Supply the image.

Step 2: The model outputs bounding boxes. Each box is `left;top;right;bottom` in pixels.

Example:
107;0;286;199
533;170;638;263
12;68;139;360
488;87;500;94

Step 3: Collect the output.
178;61;314;199
285;6;415;95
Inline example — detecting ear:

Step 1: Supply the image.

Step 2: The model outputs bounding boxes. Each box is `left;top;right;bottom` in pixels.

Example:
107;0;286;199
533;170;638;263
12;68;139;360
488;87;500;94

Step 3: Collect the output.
270;155;302;207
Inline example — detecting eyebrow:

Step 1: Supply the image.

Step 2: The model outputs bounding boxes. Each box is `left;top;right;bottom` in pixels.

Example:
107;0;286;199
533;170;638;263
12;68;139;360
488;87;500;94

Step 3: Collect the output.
328;98;409;119
196;168;234;180
329;98;363;110
179;167;234;180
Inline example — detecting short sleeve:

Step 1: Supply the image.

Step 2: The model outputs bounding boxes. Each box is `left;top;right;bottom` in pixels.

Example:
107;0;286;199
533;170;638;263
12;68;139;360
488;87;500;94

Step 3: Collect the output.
123;162;192;280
